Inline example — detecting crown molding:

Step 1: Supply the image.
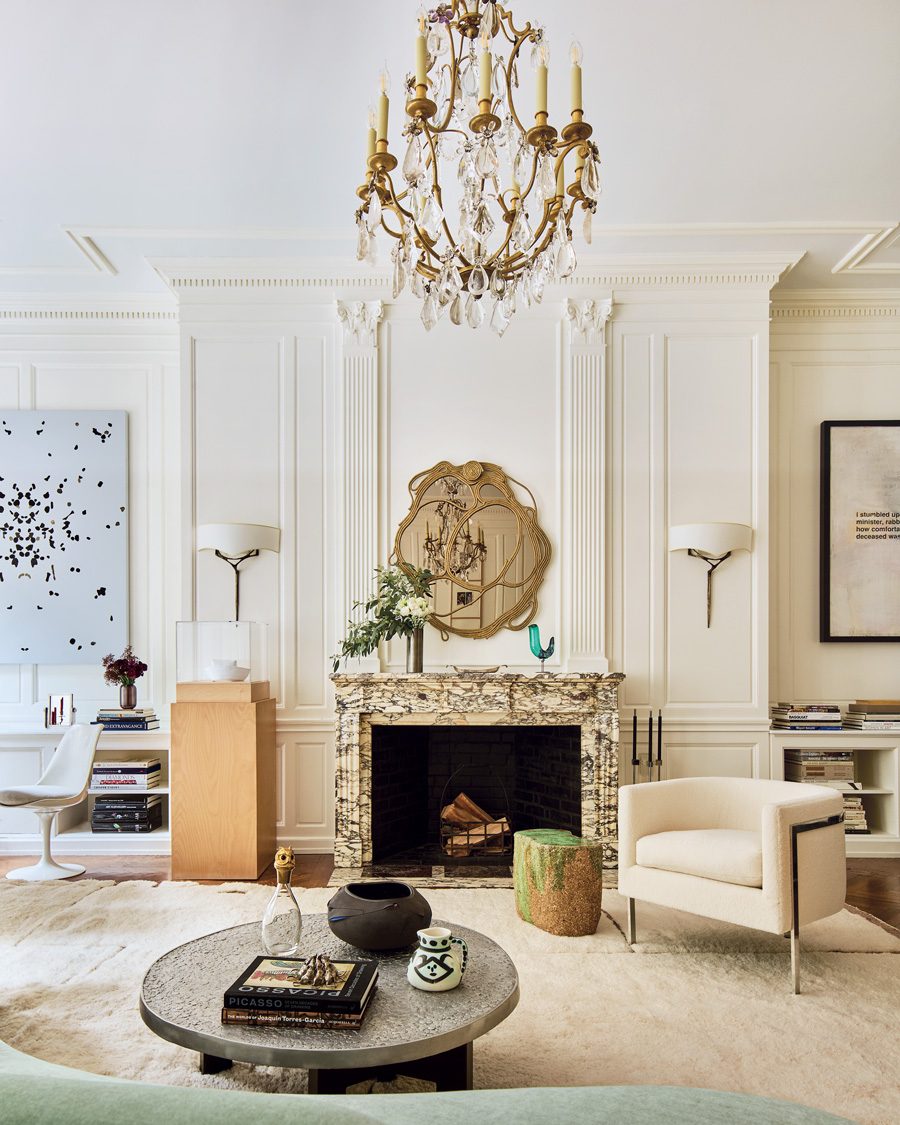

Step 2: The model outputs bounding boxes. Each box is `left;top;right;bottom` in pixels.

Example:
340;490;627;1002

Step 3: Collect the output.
0;294;178;323
771;289;900;321
152;251;802;298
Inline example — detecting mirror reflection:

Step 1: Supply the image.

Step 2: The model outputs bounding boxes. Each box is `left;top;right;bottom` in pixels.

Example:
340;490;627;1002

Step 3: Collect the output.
394;461;551;639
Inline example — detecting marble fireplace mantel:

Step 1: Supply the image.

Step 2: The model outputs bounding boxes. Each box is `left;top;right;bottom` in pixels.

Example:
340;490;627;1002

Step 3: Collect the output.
330;671;624;882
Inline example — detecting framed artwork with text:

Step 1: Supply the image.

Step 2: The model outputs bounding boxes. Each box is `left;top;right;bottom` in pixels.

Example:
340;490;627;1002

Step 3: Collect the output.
820;420;900;642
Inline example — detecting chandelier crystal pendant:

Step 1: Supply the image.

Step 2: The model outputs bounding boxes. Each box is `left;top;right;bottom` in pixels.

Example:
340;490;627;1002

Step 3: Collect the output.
355;1;601;334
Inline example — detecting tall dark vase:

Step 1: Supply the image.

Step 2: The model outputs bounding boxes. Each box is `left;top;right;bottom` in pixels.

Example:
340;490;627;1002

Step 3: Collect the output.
406;627;424;673
119;683;137;710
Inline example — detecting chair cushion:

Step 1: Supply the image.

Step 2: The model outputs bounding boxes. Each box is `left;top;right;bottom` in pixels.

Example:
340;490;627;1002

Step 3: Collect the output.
0;785;77;807
636;829;763;888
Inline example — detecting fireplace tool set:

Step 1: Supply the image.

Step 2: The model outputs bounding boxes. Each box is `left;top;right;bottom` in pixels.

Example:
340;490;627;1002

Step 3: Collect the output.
631;709;663;784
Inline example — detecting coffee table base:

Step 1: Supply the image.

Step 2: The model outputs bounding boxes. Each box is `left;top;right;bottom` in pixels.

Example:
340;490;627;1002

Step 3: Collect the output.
198;1041;473;1093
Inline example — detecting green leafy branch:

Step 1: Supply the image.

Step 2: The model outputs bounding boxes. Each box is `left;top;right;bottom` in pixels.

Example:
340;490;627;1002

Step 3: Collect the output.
332;565;434;672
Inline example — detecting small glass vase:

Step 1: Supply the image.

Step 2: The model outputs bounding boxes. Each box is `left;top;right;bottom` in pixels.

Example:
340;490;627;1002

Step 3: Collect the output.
406;627;424;673
119;683;137;710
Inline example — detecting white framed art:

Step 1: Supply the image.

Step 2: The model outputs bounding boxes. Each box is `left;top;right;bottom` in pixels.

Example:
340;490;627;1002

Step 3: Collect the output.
0;410;128;662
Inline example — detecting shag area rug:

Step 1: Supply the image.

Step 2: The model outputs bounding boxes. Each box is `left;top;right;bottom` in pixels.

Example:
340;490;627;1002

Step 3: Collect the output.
1;880;898;1124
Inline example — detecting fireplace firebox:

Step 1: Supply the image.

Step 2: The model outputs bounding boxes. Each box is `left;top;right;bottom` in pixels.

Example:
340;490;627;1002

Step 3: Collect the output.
371;724;582;865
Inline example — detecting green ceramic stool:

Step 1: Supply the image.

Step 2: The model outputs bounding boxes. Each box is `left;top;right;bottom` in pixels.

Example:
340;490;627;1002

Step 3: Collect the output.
514;829;603;936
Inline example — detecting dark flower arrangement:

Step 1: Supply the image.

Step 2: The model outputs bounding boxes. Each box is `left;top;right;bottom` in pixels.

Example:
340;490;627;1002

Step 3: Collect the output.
102;645;148;687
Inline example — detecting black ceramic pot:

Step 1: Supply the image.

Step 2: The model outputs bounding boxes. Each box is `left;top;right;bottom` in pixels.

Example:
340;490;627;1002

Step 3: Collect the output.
327;881;432;951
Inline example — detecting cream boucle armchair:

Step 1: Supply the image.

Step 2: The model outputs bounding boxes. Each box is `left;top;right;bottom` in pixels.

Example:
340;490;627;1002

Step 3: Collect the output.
618;777;846;992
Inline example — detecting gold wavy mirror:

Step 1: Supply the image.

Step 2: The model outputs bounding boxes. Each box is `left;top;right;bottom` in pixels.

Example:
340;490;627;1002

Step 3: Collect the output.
393;460;552;639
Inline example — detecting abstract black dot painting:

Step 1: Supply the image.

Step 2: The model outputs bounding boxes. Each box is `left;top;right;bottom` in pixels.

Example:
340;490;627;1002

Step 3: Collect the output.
0;411;128;663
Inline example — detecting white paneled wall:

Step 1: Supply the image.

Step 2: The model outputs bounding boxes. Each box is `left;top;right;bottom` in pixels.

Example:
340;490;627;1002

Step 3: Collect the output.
3;261;832;856
0;319;181;729
770;296;900;703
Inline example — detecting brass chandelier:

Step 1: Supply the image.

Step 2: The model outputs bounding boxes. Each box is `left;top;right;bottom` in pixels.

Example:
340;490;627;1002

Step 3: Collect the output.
355;0;601;334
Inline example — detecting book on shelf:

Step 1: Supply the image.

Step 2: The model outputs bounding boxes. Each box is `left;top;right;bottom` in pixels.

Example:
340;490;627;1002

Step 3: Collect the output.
771;703;842;715
848;700;900;711
773;724;843;731
90;820;163;834
93;793;161;808
96;708;157;718
223;956;379;1015
785;748;855;782
843;718;900;730
783;750;853;760
91;803;163;831
93;720;160;730
92;759;161;772
90;774;159;792
92;804;163;822
770;703;842;731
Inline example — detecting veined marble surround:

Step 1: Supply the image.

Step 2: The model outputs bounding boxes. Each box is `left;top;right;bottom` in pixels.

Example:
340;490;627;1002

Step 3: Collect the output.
331;672;624;878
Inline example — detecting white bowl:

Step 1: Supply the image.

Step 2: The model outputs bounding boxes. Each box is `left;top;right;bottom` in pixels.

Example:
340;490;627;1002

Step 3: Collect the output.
205;664;250;682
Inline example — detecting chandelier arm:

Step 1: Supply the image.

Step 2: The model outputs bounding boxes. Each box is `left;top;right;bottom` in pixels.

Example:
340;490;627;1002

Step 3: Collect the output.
431;29;460;135
419;125;461;254
501;20;537;138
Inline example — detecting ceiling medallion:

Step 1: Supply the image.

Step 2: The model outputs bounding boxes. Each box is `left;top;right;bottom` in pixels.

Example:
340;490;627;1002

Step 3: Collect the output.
355;1;601;335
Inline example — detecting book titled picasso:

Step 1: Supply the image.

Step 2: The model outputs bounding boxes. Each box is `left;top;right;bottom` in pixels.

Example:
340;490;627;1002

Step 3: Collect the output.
223;956;378;1014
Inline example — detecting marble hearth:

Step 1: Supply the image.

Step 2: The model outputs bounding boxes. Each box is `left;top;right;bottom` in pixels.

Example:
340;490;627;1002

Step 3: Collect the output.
330;672;624;887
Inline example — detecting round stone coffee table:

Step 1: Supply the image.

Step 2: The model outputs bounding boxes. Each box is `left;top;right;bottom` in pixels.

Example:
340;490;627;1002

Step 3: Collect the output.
140;913;519;1094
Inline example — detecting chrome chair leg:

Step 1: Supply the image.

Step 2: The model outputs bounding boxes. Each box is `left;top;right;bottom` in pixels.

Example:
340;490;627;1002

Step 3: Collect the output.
626;897;636;944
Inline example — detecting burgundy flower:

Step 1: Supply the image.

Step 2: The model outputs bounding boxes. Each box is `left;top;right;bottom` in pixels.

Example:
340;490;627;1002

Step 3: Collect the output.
102;645;148;686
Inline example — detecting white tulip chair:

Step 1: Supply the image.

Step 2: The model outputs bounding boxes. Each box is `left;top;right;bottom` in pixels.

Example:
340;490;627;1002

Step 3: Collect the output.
1;723;102;881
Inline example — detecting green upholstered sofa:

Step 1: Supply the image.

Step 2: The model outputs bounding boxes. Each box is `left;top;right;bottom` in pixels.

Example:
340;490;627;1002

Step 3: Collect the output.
0;1037;852;1125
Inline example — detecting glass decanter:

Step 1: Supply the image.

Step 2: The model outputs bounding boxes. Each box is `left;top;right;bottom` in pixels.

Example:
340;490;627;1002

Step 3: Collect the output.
261;846;302;957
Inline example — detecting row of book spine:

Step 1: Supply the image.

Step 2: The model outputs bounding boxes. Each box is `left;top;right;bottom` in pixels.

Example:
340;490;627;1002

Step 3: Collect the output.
784;749;869;834
771;700;900;731
94;707;159;731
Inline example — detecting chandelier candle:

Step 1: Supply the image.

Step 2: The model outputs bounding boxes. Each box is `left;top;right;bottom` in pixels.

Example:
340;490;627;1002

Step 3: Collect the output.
570;40;583;114
355;0;602;334
377;68;390;143
366;106;376;160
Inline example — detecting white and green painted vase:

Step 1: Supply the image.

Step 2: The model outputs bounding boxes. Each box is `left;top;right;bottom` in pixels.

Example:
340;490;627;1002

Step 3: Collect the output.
406;926;468;992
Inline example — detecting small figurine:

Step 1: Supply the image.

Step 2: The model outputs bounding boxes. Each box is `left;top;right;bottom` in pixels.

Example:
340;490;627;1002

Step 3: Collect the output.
290;954;346;987
528;624;555;672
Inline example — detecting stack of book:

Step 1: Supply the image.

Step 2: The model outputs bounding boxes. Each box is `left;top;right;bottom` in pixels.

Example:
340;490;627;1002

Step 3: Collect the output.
91;758;161;792
843;700;900;731
784;752;869;834
91;793;163;833
770;703;842;731
222;955;378;1031
841;794;869;834
784;748;855;783
93;708;159;731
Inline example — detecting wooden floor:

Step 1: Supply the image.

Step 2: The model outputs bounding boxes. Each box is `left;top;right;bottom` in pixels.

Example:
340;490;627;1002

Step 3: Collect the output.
1;853;897;929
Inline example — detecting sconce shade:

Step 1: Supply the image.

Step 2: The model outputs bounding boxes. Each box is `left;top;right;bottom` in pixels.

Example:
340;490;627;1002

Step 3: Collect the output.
197;523;281;556
669;522;752;557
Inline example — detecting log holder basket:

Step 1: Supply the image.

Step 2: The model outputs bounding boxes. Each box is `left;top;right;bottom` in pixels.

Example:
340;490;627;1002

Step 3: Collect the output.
438;764;513;861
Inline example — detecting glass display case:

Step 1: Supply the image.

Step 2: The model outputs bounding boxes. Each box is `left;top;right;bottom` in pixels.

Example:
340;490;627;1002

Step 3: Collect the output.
176;621;268;683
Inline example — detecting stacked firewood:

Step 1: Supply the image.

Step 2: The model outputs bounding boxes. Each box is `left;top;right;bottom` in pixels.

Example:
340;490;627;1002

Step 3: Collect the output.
440;792;510;857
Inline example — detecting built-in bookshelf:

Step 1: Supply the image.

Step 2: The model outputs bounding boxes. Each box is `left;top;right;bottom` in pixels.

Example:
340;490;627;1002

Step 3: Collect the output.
770;731;900;857
55;729;171;855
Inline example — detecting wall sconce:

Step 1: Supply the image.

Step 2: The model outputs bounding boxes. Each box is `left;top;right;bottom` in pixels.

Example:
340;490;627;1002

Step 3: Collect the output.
196;523;281;621
669;523;753;628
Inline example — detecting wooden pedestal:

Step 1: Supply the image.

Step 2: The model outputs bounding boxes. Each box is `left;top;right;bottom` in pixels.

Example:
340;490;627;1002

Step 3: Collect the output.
171;689;276;880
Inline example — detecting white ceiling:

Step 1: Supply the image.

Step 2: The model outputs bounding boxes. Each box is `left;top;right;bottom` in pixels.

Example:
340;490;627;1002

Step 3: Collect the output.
1;0;898;296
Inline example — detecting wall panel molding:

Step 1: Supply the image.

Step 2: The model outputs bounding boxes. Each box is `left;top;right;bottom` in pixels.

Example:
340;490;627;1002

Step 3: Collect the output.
563;298;613;669
336;300;384;671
